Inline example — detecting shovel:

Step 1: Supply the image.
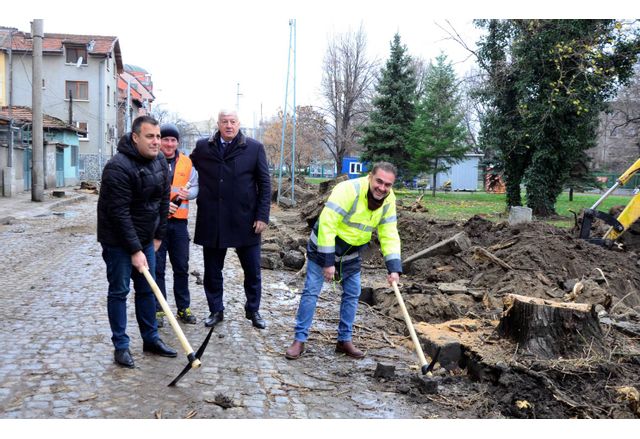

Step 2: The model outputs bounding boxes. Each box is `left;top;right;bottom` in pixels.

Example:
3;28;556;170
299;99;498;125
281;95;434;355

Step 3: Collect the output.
140;266;213;386
391;281;440;375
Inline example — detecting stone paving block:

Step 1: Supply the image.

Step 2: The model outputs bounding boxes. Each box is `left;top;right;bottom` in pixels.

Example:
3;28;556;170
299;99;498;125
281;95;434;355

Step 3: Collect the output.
0;196;434;419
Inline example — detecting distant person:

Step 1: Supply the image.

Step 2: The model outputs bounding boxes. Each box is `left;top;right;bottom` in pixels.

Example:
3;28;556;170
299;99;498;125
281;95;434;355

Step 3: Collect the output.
97;115;177;369
154;123;199;328
285;162;402;360
190;109;271;330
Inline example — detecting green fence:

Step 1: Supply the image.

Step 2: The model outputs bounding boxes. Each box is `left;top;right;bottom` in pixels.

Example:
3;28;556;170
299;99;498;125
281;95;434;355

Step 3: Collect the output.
594;172;640;189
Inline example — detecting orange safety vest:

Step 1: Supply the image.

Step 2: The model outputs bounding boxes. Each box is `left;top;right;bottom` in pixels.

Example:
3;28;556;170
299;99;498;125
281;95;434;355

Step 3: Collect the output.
169;153;192;219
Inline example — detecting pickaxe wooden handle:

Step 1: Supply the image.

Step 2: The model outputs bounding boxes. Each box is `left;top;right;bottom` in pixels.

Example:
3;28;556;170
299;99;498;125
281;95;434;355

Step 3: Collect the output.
391;281;439;375
140;266;201;370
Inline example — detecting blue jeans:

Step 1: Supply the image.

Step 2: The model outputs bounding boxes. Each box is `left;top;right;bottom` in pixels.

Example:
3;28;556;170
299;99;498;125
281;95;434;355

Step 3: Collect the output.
102;242;159;350
293;259;361;342
203;244;262;313
155;220;191;311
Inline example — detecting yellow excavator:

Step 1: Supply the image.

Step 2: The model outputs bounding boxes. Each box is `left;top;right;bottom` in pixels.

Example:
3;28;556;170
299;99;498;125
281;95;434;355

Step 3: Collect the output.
579;158;640;247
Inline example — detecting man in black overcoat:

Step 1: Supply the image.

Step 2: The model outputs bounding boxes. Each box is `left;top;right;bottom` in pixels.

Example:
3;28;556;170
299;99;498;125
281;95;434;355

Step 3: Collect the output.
190;109;271;329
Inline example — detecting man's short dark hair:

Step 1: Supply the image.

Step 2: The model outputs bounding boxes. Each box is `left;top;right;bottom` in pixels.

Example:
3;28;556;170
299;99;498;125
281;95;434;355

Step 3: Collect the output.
132;115;159;135
371;162;397;177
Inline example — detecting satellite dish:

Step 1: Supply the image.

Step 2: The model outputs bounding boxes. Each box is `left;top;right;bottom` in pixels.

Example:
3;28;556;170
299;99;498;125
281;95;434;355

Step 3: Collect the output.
76;56;83;68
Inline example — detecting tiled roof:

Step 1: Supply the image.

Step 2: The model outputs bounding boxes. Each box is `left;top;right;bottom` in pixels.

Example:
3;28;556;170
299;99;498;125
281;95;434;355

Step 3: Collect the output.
0;106;81;132
0;27;123;72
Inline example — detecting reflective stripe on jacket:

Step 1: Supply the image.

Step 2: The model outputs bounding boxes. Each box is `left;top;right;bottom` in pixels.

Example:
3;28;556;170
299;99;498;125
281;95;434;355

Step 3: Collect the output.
308;175;402;274
169;153;192;219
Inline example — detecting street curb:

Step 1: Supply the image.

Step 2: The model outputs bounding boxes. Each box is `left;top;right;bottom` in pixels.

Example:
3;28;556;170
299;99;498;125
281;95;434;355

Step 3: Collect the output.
49;193;88;209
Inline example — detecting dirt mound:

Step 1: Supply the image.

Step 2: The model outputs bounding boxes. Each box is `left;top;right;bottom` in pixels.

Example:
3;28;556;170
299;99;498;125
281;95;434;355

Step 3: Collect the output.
358;211;640;418
366;213;640;319
270;174;318;206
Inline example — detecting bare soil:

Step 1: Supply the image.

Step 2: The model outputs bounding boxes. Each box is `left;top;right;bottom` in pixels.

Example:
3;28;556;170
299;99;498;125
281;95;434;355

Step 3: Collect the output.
268;191;640;418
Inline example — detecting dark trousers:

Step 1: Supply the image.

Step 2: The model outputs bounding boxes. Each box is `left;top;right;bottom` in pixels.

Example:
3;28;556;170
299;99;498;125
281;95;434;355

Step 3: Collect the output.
155;219;191;312
202;243;262;313
101;242;158;350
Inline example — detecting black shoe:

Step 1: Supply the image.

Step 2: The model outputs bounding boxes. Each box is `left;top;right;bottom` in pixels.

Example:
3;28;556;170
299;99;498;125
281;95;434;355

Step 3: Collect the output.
143;338;177;357
245;310;266;329
114;349;135;368
204;311;224;328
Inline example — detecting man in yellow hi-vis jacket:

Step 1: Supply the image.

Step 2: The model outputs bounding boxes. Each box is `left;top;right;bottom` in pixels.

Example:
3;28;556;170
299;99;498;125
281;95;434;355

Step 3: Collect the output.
285;162;402;360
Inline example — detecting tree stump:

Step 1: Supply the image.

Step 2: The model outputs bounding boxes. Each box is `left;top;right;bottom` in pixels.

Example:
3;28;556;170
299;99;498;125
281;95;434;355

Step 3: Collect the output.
497;294;604;359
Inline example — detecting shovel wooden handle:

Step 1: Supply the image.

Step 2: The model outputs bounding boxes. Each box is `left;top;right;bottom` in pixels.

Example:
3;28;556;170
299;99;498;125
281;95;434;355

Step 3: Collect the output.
392;281;428;370
141;266;201;369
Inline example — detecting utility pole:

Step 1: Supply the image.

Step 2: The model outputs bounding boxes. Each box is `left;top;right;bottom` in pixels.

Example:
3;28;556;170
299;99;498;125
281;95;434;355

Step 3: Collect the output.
31;19;44;202
277;19;297;207
125;78;131;133
236;82;242;114
3;28;15;197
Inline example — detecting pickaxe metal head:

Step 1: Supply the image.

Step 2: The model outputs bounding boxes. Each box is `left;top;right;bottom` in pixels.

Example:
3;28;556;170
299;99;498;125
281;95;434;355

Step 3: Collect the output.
421;347;441;375
168;327;214;387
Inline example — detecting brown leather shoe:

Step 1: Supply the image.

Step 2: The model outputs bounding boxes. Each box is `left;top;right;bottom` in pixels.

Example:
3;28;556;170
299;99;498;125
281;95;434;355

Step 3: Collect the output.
285;340;305;360
335;341;365;359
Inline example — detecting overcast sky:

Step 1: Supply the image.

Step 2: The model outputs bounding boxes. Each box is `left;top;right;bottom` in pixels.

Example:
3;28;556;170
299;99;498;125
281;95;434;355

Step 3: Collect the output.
2;0;626;128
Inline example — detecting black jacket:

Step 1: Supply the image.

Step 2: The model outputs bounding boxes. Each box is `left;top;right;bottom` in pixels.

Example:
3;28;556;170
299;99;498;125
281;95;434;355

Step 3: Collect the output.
190;130;270;248
97;133;170;254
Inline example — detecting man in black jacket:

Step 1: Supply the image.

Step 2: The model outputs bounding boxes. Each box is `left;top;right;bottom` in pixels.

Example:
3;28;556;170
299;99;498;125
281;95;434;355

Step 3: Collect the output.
190;109;271;330
97;115;178;368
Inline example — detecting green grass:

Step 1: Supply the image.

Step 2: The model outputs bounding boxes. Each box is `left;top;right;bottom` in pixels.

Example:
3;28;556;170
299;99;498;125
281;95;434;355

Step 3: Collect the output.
305;177;332;184
396;189;634;228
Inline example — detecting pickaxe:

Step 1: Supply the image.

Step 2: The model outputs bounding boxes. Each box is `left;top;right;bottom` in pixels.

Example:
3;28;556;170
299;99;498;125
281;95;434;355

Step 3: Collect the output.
141;266;213;386
391;281;440;375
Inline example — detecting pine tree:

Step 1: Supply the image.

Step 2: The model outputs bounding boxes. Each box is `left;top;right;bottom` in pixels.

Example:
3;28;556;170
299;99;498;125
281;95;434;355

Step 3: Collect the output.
407;53;469;195
360;33;417;176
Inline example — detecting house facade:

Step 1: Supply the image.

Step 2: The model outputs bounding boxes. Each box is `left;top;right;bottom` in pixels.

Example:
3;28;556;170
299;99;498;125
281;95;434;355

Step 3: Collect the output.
117;64;154;139
0;105;81;194
0;26;123;182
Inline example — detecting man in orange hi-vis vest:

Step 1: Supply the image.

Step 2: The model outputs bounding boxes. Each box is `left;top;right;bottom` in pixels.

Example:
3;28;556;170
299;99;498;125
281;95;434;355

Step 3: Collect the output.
154;123;199;328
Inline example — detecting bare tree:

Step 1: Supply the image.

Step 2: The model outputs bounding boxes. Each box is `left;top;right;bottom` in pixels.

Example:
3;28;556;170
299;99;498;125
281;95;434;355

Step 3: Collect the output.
319;25;378;169
262;105;328;171
150;105;200;152
412;57;429;99
459;68;487;151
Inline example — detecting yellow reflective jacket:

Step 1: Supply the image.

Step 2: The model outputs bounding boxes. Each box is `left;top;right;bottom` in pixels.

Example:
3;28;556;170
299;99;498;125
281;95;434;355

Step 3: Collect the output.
307;176;402;274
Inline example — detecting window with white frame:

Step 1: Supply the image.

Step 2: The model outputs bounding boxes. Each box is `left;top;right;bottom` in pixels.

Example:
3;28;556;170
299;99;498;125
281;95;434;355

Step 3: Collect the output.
75;121;89;141
349;162;362;174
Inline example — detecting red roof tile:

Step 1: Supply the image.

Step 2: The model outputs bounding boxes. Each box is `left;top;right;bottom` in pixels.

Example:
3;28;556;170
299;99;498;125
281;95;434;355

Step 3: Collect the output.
0;27;123;72
0;106;82;132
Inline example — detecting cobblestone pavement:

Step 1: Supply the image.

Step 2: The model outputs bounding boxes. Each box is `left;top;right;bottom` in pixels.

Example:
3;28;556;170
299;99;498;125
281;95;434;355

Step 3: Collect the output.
0;191;436;419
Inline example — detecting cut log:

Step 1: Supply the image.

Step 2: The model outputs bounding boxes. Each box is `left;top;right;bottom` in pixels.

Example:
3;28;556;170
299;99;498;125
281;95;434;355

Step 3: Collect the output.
402;232;471;272
497;294;604;359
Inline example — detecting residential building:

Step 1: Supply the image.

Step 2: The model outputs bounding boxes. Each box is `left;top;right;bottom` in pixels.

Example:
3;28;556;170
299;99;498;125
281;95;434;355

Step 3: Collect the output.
0;26;123;183
0;105;82;194
117;64;154;138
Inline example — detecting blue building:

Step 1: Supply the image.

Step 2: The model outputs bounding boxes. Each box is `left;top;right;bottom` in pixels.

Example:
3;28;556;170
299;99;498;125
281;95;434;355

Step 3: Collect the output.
341;157;367;179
